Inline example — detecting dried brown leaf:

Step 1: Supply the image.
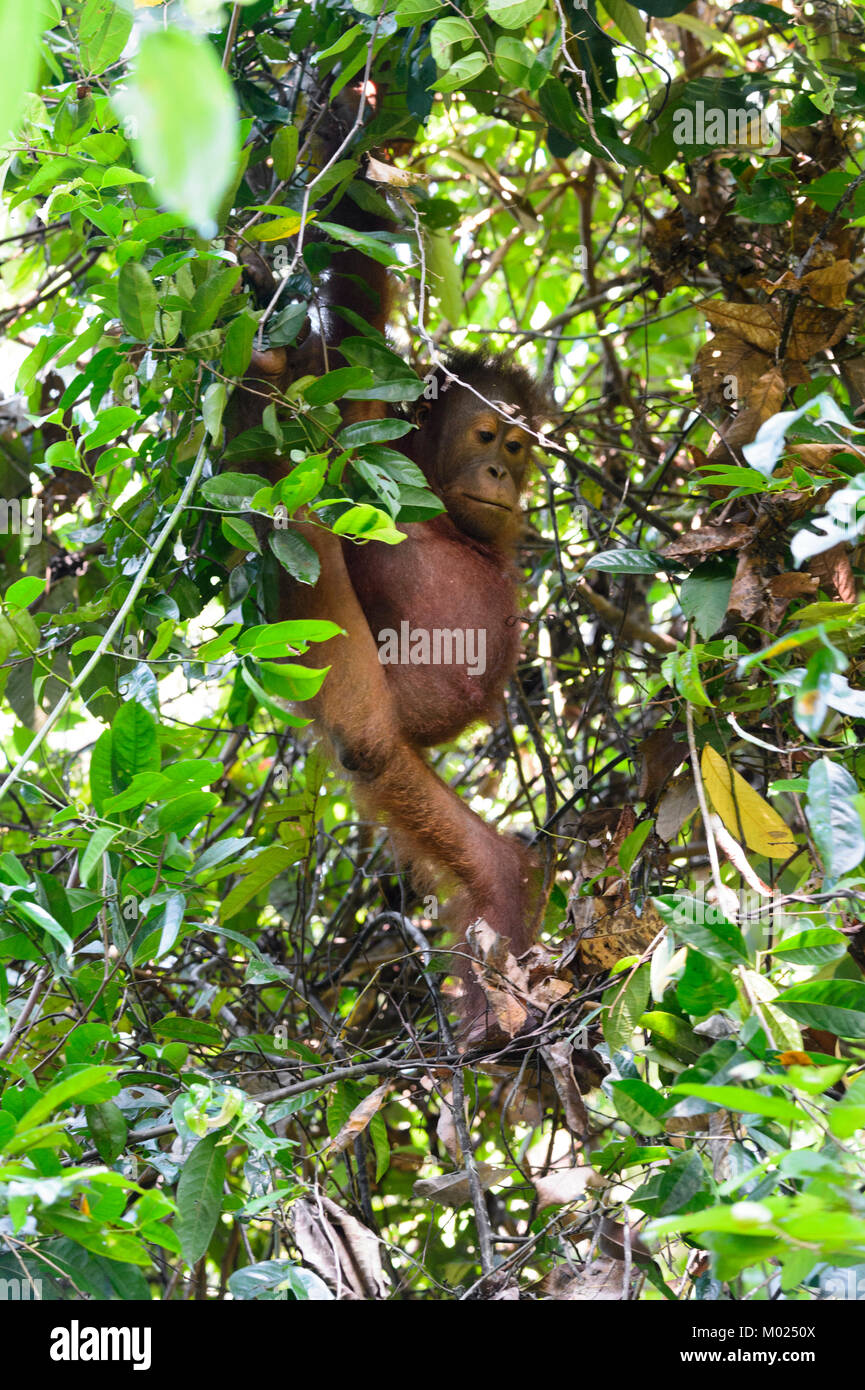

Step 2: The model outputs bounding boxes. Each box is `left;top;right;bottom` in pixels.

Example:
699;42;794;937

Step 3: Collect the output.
786;305;850;361
655;776;699;842
436;1091;462;1164
413;1162;510;1207
324;1082;390;1158
574;900;663;974
540;1041;589;1137
538;1258;626;1301
800;259;853;308
638;727;684;802
765;571;819;628
466;919;529;1036
662;523;755;561
694;330;771;406
598;1216;654;1266
701;301;778;353
290;1196;388;1300
533;1166;594;1212
727;549;766;622
807;541;857;603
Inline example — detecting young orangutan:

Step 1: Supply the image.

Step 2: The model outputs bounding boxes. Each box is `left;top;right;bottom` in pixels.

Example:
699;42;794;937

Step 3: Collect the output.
231;92;548;1026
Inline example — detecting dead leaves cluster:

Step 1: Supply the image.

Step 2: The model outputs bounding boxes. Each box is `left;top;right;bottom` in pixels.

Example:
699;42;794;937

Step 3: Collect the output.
464;918;573;1040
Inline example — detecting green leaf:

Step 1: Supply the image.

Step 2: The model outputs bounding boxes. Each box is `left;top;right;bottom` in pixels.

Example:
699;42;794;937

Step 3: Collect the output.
176;1133;227;1267
771;928;847;967
599;0;646;51
16;1066;117;1131
156;792;220;838
196;626;241;662
493;35;535;85
228;1260;332;1301
636;0;698;18
89;728;113;815
676;950;737;1015
4;576;45;609
79;0;133;74
236;619;342;658
828;1073;865;1140
640;1011;706;1061
807;757;865;882
80;406;140;453
0;1;44;146
249;211;305;242
222;516;261;553
668;648;713;707
339;337;424;401
111;702;160;791
156;892;186;957
485;0;545;29
54;92;95;146
618;819;653;874
671;1083;804;1123
269;530;321;585
118;261;157;342
679;561;734;640
611;1078;669;1135
340;420;414;449
220;846;297;922
267;301;308;348
183;264;242;337
201;471;270;510
303;367;374;406
79;826;118;889
316;220;402;267
271;124;298;181
774;981;865;1039
115;28;238;236
332;505;405;544
430;17;474;66
153;1015;222;1045
203;382;227;440
9;898;74;954
102;772;166;815
258;660;327;702
736;176;794;224
585;548;673;574
395;0;442;21
657;1150;707;1215
434;53;489;92
222;310;259;377
191;837;254;878
604;965;650;1053
654;894;748;964
85;1100;128;1164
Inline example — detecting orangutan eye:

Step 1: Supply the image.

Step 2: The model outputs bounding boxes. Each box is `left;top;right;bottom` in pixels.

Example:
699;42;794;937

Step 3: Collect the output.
477;429;495;444
505;440;522;454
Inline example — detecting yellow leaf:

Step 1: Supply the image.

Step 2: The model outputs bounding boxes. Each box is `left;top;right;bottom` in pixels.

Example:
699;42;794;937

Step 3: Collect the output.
250;212;306;242
701;745;797;860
